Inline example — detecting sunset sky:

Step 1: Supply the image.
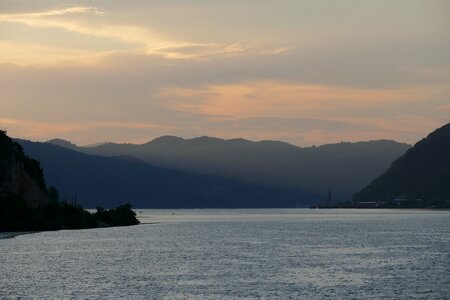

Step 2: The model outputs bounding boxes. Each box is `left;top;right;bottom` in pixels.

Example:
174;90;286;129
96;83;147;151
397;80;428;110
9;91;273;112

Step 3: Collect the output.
1;0;449;146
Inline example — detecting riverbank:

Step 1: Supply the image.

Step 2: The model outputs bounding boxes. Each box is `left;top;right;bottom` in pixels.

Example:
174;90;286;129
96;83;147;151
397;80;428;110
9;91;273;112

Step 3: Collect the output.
1;201;140;232
0;222;143;240
0;232;36;239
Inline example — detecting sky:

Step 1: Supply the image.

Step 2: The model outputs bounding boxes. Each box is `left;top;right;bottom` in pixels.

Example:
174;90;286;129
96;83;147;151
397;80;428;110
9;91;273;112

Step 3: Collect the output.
1;0;449;146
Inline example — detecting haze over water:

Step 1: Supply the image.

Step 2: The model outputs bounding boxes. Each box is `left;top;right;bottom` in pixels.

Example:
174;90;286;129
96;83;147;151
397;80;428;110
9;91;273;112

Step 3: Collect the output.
1;209;449;299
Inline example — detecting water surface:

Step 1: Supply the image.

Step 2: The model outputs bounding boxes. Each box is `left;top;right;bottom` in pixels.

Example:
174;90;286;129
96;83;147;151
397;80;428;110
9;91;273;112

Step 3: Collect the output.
1;209;449;299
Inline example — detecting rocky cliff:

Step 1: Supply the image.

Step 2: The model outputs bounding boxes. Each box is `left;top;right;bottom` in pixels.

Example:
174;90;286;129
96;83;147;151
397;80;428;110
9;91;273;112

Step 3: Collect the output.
0;130;49;207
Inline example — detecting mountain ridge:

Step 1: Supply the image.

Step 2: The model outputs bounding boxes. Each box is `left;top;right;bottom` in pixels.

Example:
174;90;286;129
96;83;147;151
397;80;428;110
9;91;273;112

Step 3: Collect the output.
46;135;410;202
18;139;310;208
48;135;407;150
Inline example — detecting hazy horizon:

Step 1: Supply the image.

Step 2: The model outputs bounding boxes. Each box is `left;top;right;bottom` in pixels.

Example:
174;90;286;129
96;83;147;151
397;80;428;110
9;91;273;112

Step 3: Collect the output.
1;1;449;146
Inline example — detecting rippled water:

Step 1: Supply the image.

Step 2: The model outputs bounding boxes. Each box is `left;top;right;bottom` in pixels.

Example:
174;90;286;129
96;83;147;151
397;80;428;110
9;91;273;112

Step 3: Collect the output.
1;209;449;299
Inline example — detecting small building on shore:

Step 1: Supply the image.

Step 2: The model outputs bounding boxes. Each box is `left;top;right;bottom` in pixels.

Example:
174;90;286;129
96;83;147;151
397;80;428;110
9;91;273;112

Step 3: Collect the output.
393;195;408;206
357;201;379;208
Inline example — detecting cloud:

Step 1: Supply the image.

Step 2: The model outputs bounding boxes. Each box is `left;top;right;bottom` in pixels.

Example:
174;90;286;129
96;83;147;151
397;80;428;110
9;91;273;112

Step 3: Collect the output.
0;6;104;19
437;104;450;111
0;6;287;65
156;80;449;144
1;56;448;146
0;2;448;145
0;41;106;66
159;81;450;119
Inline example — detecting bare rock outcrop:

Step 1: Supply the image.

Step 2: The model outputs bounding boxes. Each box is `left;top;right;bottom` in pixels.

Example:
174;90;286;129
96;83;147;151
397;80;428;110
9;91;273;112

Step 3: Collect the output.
0;130;49;207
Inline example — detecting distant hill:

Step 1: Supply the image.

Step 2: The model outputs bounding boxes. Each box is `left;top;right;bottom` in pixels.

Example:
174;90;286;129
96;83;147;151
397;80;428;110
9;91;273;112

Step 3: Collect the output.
18;140;310;208
353;123;450;207
53;136;411;202
47;138;78;150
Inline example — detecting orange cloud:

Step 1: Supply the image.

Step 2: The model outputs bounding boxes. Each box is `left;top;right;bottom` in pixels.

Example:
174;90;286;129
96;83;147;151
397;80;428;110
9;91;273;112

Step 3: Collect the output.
437;104;450;111
0;41;107;67
157;81;449;144
0;7;288;66
0;7;104;19
160;81;450;119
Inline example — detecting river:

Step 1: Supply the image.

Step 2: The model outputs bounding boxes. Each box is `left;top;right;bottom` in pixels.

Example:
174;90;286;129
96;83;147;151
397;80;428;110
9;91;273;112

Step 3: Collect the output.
1;209;449;299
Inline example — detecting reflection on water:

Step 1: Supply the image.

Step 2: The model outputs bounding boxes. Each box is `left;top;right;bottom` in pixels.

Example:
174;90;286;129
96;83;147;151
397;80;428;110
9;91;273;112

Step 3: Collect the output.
1;209;449;299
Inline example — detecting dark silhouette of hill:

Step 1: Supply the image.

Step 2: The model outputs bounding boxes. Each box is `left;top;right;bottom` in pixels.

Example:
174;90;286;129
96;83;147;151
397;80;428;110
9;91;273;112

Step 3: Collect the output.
17;140;310;208
1;130;49;207
47;138;78;150
353;123;450;207
1;131;139;231
55;136;411;202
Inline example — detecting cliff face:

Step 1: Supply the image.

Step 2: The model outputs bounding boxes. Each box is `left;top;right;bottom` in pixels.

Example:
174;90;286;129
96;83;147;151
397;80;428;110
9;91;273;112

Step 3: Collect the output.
0;131;49;207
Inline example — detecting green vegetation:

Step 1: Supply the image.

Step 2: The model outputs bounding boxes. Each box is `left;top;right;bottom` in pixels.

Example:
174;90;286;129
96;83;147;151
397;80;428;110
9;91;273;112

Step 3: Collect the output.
0;196;96;231
353;123;450;208
94;203;140;226
0;196;139;232
0;130;139;232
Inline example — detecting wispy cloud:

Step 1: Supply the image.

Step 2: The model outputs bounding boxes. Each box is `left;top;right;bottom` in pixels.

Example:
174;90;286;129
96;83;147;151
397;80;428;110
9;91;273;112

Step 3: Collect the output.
1;2;447;146
0;6;287;65
155;80;449;144
0;41;105;66
159;81;450;119
0;6;104;19
437;104;450;111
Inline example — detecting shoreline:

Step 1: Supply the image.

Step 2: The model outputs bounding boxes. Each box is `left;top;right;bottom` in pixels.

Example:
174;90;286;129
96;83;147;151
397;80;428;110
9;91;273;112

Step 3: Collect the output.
0;222;145;240
0;231;37;240
310;206;450;210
